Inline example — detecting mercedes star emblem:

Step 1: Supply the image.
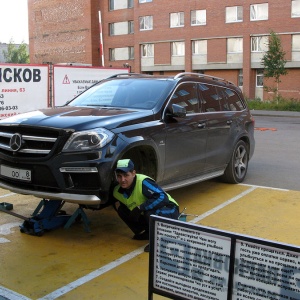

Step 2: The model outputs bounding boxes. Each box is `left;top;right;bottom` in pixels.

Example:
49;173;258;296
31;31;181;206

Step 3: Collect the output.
9;133;23;151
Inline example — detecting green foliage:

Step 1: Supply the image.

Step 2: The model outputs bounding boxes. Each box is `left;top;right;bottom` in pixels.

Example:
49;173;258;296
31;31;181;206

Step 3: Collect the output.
261;31;287;83
3;39;29;64
247;98;300;112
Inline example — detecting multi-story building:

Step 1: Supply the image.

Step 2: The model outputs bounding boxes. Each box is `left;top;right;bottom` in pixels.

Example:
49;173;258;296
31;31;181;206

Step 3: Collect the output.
28;0;300;100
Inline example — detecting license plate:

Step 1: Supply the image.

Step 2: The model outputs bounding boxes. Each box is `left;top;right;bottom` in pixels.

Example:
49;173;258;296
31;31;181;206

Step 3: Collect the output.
0;165;31;181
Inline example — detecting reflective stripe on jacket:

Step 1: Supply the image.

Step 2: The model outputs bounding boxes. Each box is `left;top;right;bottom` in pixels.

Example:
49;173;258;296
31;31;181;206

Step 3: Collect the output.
113;174;178;211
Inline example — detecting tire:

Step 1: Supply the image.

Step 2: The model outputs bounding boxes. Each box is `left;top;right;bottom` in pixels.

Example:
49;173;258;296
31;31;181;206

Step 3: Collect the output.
221;140;249;183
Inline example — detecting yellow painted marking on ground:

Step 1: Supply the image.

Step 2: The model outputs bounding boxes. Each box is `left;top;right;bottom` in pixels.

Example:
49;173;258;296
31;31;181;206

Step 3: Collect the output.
46;251;166;300
0;206;148;299
199;188;300;245
169;180;252;221
1;182;300;299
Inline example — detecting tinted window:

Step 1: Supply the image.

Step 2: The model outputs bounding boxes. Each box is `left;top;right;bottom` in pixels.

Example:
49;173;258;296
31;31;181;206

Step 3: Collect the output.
69;79;173;109
171;83;199;113
224;88;245;111
198;83;221;112
199;84;245;112
215;86;231;111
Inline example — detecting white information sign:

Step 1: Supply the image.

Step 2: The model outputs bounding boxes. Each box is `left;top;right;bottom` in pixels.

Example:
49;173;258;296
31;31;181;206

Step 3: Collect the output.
153;221;231;300
233;240;300;300
149;217;300;300
53;66;128;106
0;64;49;118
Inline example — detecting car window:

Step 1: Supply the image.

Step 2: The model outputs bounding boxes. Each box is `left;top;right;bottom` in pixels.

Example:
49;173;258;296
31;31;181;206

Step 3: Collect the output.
170;83;199;113
215;86;231;111
224;88;245;111
69;81;120;106
69;79;173;109
198;83;221;112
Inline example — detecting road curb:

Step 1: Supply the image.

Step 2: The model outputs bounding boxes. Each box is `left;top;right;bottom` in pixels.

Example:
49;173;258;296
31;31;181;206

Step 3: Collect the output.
250;110;300;118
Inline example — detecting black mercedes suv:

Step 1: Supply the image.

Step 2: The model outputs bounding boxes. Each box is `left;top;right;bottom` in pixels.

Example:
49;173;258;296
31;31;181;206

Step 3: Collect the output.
0;72;255;208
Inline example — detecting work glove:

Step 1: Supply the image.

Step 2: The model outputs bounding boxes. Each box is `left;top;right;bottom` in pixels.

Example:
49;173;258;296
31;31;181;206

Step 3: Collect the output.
130;207;141;222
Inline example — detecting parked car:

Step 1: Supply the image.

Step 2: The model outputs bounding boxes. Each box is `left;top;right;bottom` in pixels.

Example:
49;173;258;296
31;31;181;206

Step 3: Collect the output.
0;72;255;209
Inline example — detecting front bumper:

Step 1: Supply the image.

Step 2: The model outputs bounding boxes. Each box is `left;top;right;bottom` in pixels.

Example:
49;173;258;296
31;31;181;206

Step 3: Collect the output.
0;181;101;205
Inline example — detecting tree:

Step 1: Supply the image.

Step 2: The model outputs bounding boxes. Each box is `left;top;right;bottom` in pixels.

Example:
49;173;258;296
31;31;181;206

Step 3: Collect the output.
3;39;30;64
261;31;287;102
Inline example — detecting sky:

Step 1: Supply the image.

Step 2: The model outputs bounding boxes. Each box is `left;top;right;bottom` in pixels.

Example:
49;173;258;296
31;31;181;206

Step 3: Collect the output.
0;1;29;44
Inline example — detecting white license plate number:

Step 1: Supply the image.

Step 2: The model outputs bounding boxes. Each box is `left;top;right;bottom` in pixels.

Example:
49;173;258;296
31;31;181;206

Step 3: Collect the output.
0;165;31;181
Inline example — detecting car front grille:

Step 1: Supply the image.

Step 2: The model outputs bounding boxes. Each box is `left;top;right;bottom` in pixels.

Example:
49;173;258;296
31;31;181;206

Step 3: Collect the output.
0;126;62;158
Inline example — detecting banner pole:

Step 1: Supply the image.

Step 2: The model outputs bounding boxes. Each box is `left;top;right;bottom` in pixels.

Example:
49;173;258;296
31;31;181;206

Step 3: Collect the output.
98;11;104;67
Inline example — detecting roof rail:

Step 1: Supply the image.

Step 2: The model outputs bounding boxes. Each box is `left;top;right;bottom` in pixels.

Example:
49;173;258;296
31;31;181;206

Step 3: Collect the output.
107;73;153;79
174;72;233;85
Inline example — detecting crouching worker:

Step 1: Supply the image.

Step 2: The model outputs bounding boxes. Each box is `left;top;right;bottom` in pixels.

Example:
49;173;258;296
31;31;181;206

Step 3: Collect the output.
113;159;179;252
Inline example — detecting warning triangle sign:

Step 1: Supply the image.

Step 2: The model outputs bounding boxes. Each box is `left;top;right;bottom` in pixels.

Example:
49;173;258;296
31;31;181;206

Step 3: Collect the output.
63;75;70;84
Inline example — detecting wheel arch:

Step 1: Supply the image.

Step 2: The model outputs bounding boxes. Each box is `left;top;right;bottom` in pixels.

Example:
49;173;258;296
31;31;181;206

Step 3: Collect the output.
114;140;162;181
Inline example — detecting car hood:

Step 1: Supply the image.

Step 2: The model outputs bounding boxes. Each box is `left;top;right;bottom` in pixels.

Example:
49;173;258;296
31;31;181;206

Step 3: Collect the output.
0;106;155;131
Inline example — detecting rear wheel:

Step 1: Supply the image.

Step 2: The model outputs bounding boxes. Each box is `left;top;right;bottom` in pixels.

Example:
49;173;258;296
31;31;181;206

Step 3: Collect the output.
221;140;249;183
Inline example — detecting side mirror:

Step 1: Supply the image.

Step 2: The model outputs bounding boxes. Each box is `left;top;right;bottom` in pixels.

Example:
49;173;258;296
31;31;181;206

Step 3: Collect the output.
167;103;186;118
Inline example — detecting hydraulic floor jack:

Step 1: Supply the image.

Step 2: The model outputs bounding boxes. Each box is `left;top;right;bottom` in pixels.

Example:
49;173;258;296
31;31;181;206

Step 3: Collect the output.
0;199;91;236
178;207;198;222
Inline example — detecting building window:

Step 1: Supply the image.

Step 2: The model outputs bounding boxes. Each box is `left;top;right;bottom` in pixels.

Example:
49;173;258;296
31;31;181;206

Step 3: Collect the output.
141;44;154;57
238;70;243;87
172;42;185;56
109;21;134;36
170;12;184;28
292;34;300;50
192;40;207;55
191;10;206;26
292;0;300;17
226;6;243;23
256;69;264;87
139;0;152;2
109;0;133;10
109;47;134;61
129;21;134;34
250;3;268;21
139;16;153;30
227;38;243;53
251;36;268;52
129;47;134;59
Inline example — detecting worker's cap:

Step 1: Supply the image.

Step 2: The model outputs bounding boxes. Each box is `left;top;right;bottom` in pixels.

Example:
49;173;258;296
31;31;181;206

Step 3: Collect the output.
115;159;135;173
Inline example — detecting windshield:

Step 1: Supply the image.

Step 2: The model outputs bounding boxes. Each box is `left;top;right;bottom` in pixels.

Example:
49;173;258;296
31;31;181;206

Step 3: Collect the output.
68;78;174;109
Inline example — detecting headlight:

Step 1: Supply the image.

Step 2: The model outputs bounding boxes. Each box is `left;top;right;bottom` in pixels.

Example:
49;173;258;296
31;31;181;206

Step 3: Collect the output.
62;128;114;152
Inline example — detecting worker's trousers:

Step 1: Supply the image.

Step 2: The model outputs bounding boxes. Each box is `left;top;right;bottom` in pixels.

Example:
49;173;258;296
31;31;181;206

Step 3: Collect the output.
117;203;179;235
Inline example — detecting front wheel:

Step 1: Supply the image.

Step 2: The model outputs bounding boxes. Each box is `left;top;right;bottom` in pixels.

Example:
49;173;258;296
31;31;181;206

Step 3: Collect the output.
221;140;249;183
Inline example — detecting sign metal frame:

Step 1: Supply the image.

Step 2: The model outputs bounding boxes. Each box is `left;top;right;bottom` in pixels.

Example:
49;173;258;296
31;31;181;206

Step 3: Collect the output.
149;216;300;300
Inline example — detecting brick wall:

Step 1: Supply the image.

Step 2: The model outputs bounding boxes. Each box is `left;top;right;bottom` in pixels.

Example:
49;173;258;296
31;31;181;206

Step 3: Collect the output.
28;0;98;64
28;0;300;99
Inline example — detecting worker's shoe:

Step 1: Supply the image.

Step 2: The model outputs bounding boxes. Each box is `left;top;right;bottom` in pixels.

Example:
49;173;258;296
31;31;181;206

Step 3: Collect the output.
133;230;149;240
144;244;150;252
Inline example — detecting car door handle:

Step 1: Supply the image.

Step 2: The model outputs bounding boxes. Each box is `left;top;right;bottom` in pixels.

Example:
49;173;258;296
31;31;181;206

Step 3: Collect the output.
227;120;233;125
198;122;206;129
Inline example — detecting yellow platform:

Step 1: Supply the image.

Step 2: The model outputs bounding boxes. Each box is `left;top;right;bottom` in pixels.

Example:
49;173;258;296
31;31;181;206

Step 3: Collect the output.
0;181;299;299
